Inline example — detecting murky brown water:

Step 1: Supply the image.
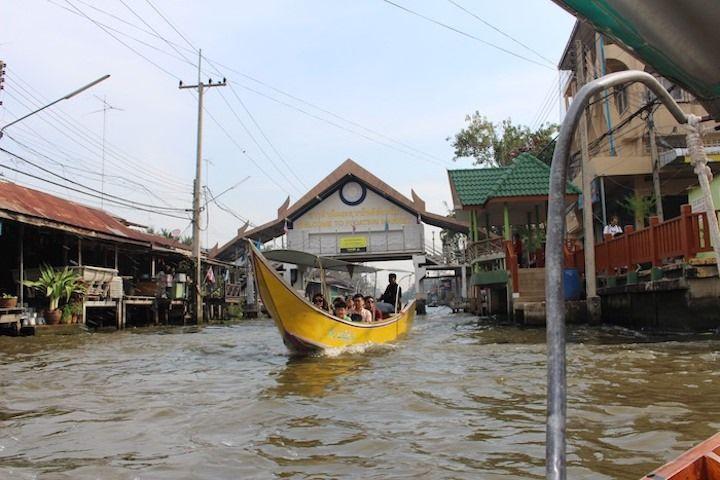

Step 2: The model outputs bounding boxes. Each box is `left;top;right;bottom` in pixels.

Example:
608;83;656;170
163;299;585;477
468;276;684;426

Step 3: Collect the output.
1;308;718;479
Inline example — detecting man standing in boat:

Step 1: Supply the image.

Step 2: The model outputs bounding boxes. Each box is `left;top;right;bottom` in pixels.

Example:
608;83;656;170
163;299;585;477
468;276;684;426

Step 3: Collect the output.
378;273;402;315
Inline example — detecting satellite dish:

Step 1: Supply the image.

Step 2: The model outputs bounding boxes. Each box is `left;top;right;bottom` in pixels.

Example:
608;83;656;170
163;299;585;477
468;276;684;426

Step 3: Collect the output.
170;229;181;239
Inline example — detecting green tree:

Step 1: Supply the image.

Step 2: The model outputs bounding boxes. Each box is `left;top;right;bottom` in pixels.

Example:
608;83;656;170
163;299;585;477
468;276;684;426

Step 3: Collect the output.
146;226;192;246
448;113;558;166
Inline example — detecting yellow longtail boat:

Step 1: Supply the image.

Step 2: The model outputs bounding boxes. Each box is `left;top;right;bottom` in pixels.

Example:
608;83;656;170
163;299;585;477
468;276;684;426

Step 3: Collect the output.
248;242;415;354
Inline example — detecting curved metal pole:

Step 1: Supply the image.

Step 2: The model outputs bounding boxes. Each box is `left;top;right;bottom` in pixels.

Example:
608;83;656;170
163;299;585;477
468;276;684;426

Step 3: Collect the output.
545;70;687;480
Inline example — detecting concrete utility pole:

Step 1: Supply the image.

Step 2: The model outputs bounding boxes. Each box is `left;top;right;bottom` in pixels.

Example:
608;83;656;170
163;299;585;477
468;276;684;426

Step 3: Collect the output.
179;49;226;324
575;39;600;323
648;109;665;221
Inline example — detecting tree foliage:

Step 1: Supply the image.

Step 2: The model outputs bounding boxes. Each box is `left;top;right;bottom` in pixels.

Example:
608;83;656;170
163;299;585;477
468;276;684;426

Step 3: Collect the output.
448;112;558;167
146;226;193;246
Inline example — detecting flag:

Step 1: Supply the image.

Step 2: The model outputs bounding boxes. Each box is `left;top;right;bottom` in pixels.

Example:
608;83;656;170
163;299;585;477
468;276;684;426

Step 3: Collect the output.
205;266;216;284
417;213;422;224
283;219;289;234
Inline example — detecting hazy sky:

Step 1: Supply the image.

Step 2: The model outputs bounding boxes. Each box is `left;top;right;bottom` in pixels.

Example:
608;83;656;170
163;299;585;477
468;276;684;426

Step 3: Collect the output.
1;0;575;260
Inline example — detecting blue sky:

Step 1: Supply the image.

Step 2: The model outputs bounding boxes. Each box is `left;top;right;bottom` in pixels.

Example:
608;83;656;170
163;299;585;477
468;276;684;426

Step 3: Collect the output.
1;0;575;257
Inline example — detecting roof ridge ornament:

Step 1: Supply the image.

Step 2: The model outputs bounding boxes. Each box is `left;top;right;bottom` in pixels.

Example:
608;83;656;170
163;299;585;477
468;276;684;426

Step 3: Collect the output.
410;189;426;212
277;196;291;219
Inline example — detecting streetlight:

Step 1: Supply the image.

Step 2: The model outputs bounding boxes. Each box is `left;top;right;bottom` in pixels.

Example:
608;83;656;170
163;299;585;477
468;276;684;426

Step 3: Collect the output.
0;74;110;139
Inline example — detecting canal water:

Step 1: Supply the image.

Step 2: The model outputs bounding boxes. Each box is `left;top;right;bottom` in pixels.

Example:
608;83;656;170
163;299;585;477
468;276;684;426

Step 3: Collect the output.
1;308;718;479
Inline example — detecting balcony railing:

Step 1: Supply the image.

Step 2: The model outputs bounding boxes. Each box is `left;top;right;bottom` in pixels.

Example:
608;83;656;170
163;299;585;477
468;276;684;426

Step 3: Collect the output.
565;204;716;275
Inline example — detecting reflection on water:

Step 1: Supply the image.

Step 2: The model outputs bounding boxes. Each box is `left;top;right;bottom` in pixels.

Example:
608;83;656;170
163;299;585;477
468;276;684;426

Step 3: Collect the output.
0;310;718;479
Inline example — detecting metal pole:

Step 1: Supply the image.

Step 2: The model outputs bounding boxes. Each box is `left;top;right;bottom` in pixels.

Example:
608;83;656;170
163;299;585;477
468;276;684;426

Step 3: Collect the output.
545;70;687;480
649;111;665;221
575;40;600;320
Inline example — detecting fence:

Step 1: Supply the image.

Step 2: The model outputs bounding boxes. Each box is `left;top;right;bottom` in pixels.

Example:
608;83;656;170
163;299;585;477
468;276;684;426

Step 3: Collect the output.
566;204;715;275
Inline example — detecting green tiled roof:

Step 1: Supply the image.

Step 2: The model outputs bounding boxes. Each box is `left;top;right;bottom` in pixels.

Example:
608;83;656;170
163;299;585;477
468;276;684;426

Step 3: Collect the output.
448;153;581;206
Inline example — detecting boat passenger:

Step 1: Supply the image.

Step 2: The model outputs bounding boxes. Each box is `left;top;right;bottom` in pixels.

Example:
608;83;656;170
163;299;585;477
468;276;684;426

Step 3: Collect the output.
349;293;372;323
364;295;384;321
332;299;352;321
378;273;402;314
311;293;329;312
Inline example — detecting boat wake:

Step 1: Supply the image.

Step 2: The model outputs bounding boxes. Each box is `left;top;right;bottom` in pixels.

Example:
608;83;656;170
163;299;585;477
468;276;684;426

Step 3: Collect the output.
320;342;398;358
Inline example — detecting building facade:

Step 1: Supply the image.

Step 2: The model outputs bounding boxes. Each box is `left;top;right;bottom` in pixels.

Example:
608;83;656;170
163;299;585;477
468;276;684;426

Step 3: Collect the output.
558;21;720;235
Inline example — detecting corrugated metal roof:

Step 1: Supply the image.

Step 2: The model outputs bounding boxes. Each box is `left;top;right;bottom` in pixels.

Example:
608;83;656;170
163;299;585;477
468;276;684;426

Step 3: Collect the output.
0;181;190;251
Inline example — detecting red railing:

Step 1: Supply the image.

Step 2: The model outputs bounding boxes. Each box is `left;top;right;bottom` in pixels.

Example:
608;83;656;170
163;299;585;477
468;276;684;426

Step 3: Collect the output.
566;204;714;275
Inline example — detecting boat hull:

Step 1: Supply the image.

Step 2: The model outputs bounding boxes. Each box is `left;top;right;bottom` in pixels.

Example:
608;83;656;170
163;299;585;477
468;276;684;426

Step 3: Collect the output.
249;243;415;354
643;433;720;479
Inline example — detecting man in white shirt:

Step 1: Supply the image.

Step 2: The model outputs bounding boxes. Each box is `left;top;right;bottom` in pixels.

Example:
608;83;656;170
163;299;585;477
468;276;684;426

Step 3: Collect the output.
349;293;372;323
603;215;623;237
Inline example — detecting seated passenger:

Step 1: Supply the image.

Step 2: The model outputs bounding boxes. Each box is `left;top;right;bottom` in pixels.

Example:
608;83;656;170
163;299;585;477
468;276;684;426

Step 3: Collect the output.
311;293;329;311
333;299;351;321
364;295;384;321
349;293;372;323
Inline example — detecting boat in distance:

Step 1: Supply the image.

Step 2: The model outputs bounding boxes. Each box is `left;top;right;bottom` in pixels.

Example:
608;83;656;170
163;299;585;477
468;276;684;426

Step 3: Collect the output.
248;242;415;354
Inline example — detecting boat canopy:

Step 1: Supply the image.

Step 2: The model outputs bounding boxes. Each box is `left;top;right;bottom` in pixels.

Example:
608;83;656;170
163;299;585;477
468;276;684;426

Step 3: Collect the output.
262;249;380;275
553;0;720;119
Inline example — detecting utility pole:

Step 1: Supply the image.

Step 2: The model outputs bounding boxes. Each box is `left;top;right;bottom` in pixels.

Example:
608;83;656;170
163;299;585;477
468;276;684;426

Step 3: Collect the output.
648;108;665;221
575;39;600;323
179;49;226;324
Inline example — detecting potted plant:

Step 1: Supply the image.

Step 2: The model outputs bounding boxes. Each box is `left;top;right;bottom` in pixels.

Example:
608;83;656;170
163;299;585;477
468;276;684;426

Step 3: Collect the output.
24;266;86;325
0;293;18;309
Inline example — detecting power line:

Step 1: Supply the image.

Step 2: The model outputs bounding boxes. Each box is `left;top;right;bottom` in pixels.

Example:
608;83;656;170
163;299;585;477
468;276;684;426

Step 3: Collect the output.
381;0;554;70
63;0;181;80
5;131;190;207
3;79;193;192
446;0;556;66
51;0;452;167
0;155;191;220
0;147;192;213
230;79;449;167
138;2;309;190
214;88;303;195
118;0;196;67
144;0;196;52
59;0;302;199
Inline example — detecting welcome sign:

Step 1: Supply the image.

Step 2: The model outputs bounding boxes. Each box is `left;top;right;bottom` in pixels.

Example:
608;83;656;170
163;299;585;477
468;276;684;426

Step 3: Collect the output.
339;236;368;253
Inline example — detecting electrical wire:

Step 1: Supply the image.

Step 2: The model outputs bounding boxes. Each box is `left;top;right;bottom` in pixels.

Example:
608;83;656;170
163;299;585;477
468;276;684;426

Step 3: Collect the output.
118;0;196;67
0;147;192;213
5;131;190;207
50;0;452;167
381;0;554;70
63;0;181;80
4;71;194;190
0;158;191;220
139;2;315;190
446;0;556;66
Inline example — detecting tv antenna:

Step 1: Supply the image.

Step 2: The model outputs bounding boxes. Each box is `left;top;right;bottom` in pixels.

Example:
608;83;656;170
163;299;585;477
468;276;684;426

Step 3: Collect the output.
88;95;123;208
